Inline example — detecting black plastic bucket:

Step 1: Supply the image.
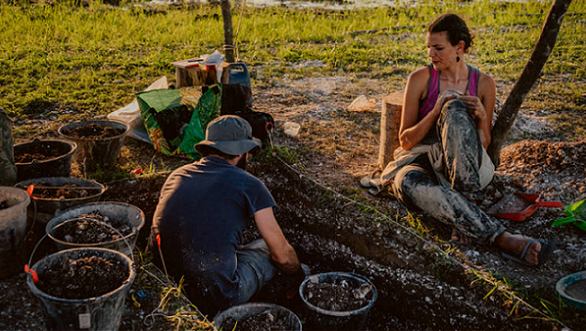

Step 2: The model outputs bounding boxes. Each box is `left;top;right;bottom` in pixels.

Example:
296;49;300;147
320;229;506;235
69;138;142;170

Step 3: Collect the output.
58;120;128;174
46;202;144;256
299;272;378;330
14;139;77;182
26;247;135;331
0;186;30;279
213;302;302;331
15;177;106;224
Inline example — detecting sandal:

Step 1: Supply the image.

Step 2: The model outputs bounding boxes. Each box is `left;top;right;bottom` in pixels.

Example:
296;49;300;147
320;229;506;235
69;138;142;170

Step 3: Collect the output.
359;170;386;196
501;237;556;267
359;170;381;189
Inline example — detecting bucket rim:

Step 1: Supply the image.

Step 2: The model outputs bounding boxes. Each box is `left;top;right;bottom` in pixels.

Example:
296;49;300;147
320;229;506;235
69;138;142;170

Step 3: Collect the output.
0;186;31;211
58;120;129;142
213;302;302;329
26;247;135;304
45;201;145;247
14;177;106;203
14;139;77;166
299;271;378;317
556;270;586;310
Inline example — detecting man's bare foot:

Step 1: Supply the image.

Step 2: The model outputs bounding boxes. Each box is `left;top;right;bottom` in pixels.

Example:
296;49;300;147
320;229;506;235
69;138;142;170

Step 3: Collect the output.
495;232;542;266
451;228;472;244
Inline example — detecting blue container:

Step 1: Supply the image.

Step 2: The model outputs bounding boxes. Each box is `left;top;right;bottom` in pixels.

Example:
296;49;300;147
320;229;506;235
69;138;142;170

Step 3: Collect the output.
299;272;378;330
556;271;586;310
225;62;253;105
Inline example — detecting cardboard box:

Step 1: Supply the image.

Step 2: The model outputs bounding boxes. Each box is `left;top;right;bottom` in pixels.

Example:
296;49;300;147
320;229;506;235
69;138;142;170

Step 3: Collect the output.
171;58;228;88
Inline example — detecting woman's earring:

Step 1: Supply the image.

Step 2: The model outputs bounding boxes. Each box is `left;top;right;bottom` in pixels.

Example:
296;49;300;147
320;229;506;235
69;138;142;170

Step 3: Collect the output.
456;56;460;62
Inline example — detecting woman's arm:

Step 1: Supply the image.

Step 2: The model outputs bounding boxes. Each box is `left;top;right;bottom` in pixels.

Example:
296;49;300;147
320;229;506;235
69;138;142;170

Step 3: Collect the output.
399;68;436;150
399;68;460;150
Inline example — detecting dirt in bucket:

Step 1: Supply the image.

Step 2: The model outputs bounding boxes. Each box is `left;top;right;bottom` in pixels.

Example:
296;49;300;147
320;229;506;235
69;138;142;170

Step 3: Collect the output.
14;146;62;163
55;212;132;244
65;123;125;139
220;309;292;331
32;183;94;200
35;255;128;299
303;277;373;312
566;279;586;301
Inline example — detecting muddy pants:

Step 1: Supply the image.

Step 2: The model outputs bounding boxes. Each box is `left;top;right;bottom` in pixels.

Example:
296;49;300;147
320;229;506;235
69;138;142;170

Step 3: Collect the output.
0;108;17;186
392;100;506;244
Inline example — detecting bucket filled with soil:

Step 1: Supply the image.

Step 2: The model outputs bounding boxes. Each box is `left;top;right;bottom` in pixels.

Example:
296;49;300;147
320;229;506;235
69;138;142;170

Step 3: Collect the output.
214;302;302;331
299;272;378;330
46;202;144;256
26;247;135;331
14;139;77;182
58;120;128;173
15;177;106;224
0;186;30;279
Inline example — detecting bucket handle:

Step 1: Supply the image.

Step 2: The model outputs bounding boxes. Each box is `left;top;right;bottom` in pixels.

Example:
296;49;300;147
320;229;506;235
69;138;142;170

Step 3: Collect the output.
25;216;135;283
11;185;38;249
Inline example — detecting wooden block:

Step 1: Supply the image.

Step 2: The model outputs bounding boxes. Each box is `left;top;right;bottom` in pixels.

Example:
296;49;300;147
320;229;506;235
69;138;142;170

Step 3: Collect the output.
378;91;404;169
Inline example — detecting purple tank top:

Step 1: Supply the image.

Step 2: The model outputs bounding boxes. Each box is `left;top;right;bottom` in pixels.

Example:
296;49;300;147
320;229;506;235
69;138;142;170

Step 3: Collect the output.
419;64;479;119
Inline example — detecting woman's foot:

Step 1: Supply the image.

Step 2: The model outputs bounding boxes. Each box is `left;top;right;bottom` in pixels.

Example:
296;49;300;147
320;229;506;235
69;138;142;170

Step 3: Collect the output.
495;232;542;266
451;228;472;244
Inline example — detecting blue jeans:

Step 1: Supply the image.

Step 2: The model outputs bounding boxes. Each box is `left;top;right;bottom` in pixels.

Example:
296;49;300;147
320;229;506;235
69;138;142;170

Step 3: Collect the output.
234;239;277;304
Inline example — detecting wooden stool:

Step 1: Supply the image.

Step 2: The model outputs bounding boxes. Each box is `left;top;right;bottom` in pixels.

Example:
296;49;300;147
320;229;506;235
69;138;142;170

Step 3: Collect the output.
378;92;403;169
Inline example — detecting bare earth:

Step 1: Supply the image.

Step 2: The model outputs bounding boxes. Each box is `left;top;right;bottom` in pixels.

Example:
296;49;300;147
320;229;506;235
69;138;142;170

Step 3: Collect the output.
2;70;585;330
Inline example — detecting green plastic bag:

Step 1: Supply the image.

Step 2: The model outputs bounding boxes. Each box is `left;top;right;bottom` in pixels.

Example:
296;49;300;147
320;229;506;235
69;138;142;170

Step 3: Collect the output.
552;200;586;232
137;85;222;159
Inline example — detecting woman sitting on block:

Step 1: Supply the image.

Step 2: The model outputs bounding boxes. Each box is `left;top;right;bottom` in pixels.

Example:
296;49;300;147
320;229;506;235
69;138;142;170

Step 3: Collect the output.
380;13;554;266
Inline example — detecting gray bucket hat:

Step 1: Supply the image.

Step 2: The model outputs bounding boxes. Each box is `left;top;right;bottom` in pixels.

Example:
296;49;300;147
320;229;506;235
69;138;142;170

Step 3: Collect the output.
195;115;261;155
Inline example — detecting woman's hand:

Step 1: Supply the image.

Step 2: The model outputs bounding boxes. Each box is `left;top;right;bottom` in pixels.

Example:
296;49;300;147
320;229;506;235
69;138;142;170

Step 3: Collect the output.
433;89;462;115
457;95;487;122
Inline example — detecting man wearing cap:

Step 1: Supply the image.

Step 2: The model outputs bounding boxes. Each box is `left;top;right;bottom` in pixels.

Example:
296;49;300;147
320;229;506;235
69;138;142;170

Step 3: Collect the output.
150;115;301;315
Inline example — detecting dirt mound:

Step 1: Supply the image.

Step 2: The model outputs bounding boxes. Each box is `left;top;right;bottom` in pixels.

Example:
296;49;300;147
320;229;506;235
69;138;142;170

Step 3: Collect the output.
500;140;586;172
63;123;125;139
494;139;586;205
55;212;132;244
221;309;293;331
36;255;129;299
32;183;93;199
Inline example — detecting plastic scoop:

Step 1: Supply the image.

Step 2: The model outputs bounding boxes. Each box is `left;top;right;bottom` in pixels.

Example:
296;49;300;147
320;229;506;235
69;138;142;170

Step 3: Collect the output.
488;193;562;222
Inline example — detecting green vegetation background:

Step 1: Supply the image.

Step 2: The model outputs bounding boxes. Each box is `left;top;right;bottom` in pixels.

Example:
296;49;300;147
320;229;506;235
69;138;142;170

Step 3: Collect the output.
0;0;584;139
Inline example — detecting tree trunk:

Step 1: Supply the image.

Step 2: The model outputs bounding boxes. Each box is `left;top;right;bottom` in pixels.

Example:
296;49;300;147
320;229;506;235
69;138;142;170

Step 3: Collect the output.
487;0;572;166
220;0;235;63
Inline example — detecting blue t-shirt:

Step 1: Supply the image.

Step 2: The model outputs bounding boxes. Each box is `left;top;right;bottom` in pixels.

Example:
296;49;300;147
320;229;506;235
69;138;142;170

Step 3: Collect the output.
152;156;276;313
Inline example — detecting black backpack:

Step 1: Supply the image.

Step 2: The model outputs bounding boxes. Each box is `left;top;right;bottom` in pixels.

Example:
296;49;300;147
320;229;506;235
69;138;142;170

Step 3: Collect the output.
221;83;274;143
236;110;274;143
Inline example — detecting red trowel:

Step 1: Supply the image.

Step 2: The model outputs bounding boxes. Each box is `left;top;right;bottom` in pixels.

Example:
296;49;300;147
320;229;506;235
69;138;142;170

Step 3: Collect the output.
488;193;562;222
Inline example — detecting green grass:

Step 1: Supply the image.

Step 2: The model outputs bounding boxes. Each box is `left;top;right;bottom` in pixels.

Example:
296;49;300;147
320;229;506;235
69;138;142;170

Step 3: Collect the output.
1;0;585;141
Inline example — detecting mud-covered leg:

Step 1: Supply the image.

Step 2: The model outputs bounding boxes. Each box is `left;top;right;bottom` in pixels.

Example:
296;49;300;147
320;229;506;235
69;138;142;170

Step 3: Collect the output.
393;161;505;244
436;99;483;200
0;108;17;186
